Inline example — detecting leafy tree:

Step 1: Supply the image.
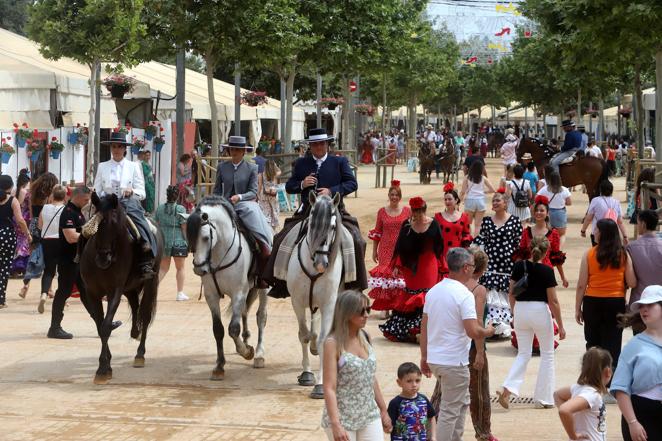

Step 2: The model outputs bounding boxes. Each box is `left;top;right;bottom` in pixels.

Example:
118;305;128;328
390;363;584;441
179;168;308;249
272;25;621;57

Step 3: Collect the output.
0;0;30;35
27;0;145;184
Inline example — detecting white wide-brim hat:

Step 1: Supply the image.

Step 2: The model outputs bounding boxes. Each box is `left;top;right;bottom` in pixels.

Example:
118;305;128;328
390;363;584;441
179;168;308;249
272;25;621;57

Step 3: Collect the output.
630;285;662;312
305;128;335;143
221;135;253;151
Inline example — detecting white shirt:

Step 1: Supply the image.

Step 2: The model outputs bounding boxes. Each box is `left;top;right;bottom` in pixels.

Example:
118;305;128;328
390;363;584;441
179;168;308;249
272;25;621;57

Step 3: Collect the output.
110;158;124;196
537;185;571;209
424;278;477;366
314;153;328;169
586;146;603;158
569;384;606;441
40;203;65;239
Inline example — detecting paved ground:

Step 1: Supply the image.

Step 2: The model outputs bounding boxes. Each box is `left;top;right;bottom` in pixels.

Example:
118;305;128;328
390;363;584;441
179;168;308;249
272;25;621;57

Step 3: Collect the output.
0;157;631;440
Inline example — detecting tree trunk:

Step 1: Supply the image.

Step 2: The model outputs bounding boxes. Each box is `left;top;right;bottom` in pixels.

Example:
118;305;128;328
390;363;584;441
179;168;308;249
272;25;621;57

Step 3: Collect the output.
634;63;645;158
407;93;417;159
285;69;296;152
176;48;186;160
656;50;662;169
280;76;286;143
342;77;351;150
382;73;387;154
234;64;241;136
598;98;605;143
86;60;99;186
206;53;220;161
316;71;322;127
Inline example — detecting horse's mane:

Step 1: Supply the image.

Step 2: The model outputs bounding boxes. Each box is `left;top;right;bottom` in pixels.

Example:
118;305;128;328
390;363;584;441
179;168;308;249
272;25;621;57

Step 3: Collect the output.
309;196;337;251
186;195;237;253
97;195;128;229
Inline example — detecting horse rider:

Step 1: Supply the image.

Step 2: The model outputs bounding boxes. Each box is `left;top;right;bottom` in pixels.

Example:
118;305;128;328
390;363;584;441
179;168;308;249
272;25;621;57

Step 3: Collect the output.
94;131;156;280
500;128;518;175
577;124;589;151
263;127;367;298
212;135;273;288
421;124;437;147
549;119;583;175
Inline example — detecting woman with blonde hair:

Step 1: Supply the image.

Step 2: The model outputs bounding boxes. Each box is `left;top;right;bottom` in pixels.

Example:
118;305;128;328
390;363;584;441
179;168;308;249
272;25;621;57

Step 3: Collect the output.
258;159;281;230
322;290;391;440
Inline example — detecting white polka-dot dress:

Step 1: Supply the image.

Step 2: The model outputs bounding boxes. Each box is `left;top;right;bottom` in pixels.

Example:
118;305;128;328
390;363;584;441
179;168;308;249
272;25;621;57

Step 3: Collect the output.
472;215;522;325
0;196;18;306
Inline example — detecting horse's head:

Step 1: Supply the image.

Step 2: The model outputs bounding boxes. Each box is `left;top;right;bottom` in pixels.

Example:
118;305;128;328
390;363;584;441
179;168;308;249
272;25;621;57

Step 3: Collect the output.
307;192;340;274
186;195;234;276
91;193;126;270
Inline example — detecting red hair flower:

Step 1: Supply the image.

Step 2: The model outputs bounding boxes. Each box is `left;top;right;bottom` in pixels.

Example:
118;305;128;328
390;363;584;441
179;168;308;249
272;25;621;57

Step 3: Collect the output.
443;181;455;193
534;194;550;206
496;187;506;194
409;196;426;209
391;179;400;187
51;136;57;141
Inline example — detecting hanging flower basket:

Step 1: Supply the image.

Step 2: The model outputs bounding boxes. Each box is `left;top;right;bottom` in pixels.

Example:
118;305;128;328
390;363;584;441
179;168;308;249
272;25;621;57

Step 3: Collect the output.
1;137;14;164
132;137;145;155
152;134;165;153
354;104;375;117
319;97;343;110
103;74;136;99
144;122;160;140
27;141;43;162
49;137;65;159
241;90;268;107
67;132;79;145
13;123;32;148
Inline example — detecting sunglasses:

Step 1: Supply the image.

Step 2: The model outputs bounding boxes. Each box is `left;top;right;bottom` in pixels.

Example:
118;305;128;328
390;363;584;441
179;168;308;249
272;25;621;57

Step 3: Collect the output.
359;306;371;315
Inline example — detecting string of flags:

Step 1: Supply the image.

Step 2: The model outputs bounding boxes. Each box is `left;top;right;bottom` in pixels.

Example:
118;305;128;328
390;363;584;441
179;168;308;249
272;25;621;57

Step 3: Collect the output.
495;2;521;16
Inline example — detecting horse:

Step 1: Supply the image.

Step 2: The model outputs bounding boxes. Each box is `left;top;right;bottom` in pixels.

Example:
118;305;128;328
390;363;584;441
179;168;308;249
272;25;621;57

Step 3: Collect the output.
79;193;162;385
436;137;457;183
487;131;504;158
287;192;344;399
418;141;435;184
517;137;609;200
186;195;268;380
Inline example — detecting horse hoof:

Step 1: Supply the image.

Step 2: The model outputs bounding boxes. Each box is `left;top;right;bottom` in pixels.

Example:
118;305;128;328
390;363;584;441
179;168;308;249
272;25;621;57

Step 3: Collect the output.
253;357;265;369
243;345;255;361
133;357;145;368
93;373;111;385
297;371;316;386
210;369;225;381
309;345;318;356
310;384;324;399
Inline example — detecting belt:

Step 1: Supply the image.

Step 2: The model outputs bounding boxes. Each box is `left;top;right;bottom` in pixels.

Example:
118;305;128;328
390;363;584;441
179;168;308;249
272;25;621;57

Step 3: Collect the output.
549;207;566;211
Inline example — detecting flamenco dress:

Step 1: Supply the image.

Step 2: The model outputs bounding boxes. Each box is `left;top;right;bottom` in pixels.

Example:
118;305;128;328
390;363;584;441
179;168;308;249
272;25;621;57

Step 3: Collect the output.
434;211;472;276
368;206;411;310
511;227;566;351
379;220;443;343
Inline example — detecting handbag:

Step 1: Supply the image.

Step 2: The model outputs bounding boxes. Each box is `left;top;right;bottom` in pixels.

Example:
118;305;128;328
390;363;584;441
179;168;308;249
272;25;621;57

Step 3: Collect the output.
168;205;188;257
512;261;529;298
32;205;64;244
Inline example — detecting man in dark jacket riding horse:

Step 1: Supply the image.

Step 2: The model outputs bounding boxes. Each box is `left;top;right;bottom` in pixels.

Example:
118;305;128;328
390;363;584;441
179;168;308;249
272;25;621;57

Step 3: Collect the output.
263;128;368;298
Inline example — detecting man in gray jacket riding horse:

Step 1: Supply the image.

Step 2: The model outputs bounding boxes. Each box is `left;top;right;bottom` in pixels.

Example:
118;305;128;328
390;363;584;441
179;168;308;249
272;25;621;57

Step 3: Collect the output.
213;136;273;288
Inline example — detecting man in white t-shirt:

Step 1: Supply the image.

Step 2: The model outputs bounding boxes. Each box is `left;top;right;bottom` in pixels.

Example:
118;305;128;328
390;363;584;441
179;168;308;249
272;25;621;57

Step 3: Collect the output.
421;248;495;441
585;140;603;159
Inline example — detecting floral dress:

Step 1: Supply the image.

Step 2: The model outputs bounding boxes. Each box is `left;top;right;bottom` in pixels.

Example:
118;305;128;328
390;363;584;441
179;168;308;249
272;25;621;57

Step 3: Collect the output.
12;192;31;275
379;220;443;343
258;179;280;229
434;211;472;276
368;206;411;310
472;215;522;331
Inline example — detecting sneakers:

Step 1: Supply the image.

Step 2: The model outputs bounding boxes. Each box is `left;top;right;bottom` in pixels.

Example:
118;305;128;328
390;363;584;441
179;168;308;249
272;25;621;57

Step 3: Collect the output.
176;292;189;301
534;401;554;409
47;327;73;339
19;285;28;299
38;293;47;314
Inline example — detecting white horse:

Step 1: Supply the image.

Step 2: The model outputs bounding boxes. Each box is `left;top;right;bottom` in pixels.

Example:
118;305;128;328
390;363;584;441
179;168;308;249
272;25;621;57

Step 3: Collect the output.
186;195;268;380
287;193;344;399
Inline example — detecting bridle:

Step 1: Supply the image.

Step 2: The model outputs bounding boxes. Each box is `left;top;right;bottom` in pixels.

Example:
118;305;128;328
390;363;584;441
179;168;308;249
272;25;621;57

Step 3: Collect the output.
192;211;242;298
296;212;338;314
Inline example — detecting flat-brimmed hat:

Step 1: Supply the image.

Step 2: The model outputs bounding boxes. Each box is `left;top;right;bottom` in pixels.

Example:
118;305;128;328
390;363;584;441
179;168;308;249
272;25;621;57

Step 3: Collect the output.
101;131;132;146
630;285;662;312
561;119;575;128
222;135;253;151
305;128;335;143
521;152;533;160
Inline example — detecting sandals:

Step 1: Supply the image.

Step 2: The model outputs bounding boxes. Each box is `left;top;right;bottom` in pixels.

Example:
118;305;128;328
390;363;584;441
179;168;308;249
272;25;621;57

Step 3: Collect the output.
496;389;510;409
19;285;28;299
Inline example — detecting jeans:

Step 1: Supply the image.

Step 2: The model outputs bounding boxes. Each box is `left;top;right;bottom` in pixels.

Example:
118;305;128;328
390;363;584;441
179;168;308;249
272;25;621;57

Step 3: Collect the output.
430;363;470;441
582;296;625;372
502;301;555;404
550;148;580;174
41;239;60;295
324;418;383;441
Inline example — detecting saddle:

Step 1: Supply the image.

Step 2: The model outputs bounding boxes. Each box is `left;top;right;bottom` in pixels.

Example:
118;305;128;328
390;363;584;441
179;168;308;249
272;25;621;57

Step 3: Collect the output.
233;215;260;277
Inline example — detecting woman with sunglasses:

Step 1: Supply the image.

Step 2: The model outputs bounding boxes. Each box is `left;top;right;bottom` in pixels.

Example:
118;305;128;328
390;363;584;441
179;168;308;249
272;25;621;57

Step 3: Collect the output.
322;290;391;440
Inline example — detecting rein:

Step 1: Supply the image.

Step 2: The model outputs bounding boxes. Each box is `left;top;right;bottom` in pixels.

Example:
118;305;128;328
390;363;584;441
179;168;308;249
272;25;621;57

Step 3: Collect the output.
296;214;338;315
193;214;242;298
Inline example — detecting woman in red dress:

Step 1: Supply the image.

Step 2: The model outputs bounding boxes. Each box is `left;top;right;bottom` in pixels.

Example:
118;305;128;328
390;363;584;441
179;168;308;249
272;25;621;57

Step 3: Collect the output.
379;197;444;343
368;180;411;316
360;134;374;164
434;182;472;276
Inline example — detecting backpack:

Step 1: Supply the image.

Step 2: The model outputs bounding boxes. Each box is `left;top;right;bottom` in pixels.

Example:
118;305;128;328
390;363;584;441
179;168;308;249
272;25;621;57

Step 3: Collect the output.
601;197;618;221
511;180;530;208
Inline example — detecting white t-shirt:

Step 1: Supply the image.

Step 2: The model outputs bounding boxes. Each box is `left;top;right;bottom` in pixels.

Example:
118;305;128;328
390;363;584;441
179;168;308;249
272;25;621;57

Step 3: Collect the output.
586;146;603;158
537;185;571;210
570;384;606;441
40;203;65;239
423;278;477;366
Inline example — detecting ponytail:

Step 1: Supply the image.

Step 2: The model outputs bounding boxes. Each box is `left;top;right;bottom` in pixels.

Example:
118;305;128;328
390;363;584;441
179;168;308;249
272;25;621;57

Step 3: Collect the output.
530;236;549;263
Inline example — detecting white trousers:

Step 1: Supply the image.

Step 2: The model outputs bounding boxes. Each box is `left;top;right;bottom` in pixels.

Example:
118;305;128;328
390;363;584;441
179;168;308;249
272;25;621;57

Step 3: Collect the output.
502;301;555;405
324;418;383;441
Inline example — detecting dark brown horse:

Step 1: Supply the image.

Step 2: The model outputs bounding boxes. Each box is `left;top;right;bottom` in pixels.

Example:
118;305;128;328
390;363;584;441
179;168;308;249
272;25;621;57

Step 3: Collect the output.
487;132;505;158
436;137;457;183
79;193;163;384
516;137;609;200
418;141;435;184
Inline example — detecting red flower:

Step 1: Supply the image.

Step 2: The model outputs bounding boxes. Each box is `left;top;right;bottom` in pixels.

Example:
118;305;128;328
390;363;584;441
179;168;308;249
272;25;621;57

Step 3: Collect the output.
160;127;164;131
52;136;57;141
76;123;81;128
496;187;506;194
534;194;550;206
443;181;455;193
391;179;400;187
13;123;18;128
409;196;426;209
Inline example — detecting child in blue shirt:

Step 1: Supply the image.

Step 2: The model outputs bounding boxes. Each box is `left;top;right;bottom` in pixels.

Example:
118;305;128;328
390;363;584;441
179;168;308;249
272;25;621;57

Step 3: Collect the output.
388;362;437;441
523;162;539;197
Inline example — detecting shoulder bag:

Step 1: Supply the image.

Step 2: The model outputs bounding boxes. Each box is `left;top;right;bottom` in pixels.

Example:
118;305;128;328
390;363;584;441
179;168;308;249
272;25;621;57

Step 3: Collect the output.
512;260;529;298
169;205;188;257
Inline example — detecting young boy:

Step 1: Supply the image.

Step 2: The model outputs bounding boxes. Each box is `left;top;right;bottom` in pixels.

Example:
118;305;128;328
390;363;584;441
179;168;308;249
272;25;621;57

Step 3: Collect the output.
388;362;437;441
523;161;539;197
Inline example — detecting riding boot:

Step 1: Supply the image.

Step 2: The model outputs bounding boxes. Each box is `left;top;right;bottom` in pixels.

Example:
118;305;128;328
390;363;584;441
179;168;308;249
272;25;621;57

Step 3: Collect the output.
138;241;156;281
256;241;271;289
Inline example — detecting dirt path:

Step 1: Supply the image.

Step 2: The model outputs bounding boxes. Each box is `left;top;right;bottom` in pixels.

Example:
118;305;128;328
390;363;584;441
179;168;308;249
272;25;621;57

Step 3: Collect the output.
0;158;630;440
